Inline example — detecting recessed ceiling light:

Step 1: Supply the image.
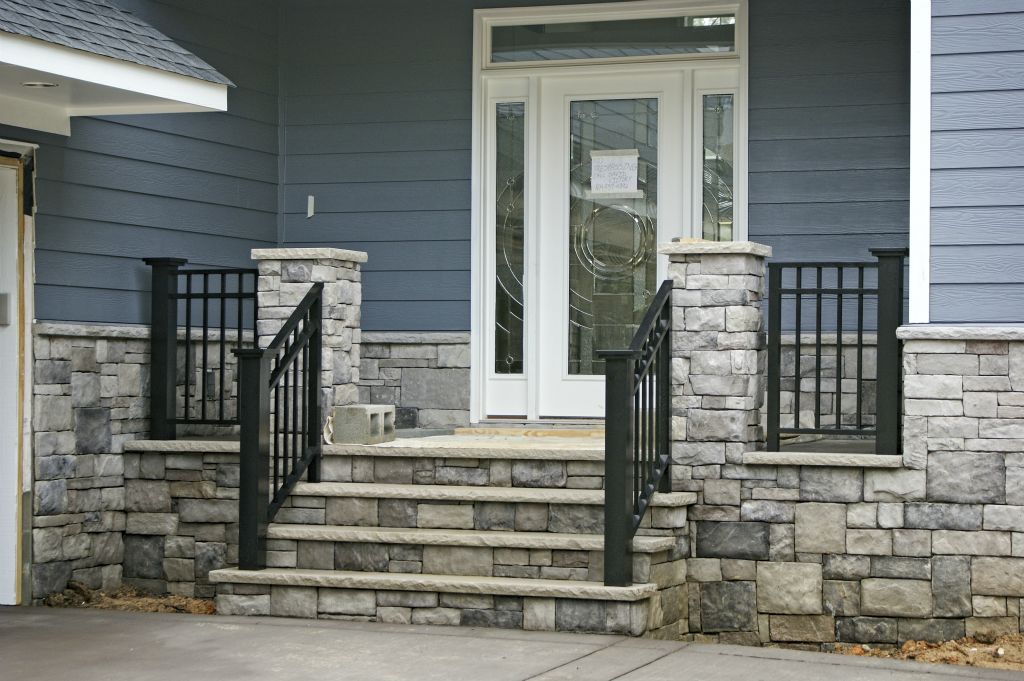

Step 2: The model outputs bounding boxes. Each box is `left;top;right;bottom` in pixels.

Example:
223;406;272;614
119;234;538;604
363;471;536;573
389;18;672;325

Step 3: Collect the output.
21;81;58;88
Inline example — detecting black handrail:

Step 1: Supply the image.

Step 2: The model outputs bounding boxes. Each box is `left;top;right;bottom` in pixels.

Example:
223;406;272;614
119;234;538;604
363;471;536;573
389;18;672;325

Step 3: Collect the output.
236;283;323;570
765;248;907;454
598;279;673;587
144;258;258;439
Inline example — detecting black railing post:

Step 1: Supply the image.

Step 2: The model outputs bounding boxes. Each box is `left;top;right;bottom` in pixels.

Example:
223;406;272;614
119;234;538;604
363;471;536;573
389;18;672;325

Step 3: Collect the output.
236;348;270;570
144;257;186;440
871;248;908;455
306;295;323;483
657;307;672;494
602;350;636;587
766;264;782;451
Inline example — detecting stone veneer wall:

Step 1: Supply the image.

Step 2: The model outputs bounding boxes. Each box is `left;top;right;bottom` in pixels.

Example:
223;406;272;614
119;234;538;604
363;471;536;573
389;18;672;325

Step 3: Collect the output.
666;241;1024;648
358;332;470;429
121;442;240;597
29;323;248;599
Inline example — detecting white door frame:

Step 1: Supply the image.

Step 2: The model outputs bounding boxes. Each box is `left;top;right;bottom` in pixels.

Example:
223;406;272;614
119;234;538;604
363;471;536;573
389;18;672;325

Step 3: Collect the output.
470;0;747;422
0;151;31;605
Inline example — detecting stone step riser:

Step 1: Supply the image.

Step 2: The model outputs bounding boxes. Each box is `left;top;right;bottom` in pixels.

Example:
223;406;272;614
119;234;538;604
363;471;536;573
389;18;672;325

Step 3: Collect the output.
319;455;605;490
268;538;681;585
216;584;654;635
277;496;688;536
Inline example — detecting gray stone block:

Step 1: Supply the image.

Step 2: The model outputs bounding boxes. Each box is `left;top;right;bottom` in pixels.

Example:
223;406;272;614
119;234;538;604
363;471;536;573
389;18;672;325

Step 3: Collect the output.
125;480;171;513
703;479;741;506
326;497;377;526
893;529;931;557
897;618;965;644
32;561;72;598
34;479;68;516
379;499;417;527
515;504;548;531
756;562;822;614
836;617;897;643
217;594;271;616
400;368;469;410
411;607;461;626
823;580;860;617
905;502;982;530
178;499;236;524
123;535;164;579
549;504;602;534
435;466;489;486
195;542;227;580
740;500;793;523
795;503;846;554
422;546;492;576
271;586;317;617
823;554;870;580
319;589;376;616
927;451;1005;504
335;542;389;571
769;614;835;642
297;541;334;570
971;557;1024;596
511;461;566;488
418;504;472;529
461;609;523;629
871;556;930;580
74;407;111;454
700;581;757;632
799;467;862;502
860;579;932;618
474;502;515;531
696;522;769;560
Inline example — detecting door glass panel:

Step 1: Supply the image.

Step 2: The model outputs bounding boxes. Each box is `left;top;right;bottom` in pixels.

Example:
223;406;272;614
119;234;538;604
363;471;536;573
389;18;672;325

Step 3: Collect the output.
568;98;658;375
494;102;526;374
702;94;734;241
491;15;736;63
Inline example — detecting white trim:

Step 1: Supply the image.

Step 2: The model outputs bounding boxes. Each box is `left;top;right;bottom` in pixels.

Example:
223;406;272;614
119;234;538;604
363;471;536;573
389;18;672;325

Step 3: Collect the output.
909;0;931;324
471;1;746;420
0;94;69;136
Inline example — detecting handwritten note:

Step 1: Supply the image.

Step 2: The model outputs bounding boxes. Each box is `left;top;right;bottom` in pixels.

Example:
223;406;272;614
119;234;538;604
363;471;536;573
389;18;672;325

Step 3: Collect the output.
590;149;639;195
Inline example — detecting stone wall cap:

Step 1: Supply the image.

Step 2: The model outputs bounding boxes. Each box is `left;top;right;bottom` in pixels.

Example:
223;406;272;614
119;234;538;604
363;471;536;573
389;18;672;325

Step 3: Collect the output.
743;452;903;468
659;239;772;258
251;247;368;263
361;331;470;345
897;325;1024;341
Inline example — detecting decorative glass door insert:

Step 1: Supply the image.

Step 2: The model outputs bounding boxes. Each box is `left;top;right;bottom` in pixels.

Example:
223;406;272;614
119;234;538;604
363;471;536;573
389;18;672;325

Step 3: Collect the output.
567;98;659;376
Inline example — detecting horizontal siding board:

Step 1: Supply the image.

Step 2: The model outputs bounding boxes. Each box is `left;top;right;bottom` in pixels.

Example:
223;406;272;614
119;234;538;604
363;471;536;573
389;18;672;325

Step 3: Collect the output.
285;121;471;155
284;181;470;214
283;211;469;243
749;137;908;172
285;151;470;184
35;285;148;325
932;129;1024;169
933;0;1024;16
750;104;909;141
362;271;470;302
281;61;471;98
749;201;909;237
933;12;1024;55
931;284;1024;323
40;148;277;212
758;233;908;262
931;168;1024;207
931;245;1024;284
36;251;153;292
361;301;470;332
750;169;910;204
932;52;1024;93
35;216;272;263
932;207;1024;245
101;112;278;155
749;72;909;109
932;91;1024;131
287;241;471;273
284;91;473;126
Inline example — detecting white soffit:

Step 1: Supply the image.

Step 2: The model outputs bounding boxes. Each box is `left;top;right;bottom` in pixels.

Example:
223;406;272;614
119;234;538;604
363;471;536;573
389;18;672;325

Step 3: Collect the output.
0;32;228;136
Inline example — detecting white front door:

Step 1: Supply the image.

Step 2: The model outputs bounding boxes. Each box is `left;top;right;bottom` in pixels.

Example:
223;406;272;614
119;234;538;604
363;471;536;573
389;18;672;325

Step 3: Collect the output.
535;72;683;417
474;2;745;421
0;158;23;605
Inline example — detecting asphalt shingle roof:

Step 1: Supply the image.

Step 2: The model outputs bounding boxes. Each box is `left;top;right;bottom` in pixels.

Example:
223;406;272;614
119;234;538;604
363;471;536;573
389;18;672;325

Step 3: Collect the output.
0;0;233;86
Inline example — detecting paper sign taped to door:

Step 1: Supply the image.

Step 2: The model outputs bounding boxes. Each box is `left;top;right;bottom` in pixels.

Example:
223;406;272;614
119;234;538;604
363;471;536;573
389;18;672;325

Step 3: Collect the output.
590;149;639;194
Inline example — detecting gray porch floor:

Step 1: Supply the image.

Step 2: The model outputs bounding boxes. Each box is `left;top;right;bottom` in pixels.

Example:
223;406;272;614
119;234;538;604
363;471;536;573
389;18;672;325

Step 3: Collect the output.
0;607;1015;681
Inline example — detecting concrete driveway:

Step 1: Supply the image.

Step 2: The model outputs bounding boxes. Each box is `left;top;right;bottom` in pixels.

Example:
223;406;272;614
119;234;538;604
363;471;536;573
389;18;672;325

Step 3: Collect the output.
0;607;1016;680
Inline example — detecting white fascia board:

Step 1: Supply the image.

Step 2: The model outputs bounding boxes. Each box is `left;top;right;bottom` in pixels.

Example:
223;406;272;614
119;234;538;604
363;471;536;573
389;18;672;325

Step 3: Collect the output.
0;32;228;112
0;92;69;135
908;0;931;324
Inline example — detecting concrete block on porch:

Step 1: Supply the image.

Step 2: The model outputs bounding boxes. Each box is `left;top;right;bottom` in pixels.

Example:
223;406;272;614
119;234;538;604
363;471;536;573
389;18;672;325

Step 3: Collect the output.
332;404;396;444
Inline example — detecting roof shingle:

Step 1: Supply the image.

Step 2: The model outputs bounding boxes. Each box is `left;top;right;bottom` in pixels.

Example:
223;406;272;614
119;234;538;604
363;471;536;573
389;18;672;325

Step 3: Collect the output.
0;0;233;86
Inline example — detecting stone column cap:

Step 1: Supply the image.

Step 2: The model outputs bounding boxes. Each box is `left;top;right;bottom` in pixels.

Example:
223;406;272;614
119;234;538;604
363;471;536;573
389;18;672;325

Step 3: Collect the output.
897;324;1024;341
251;247;368;263
659;239;772;258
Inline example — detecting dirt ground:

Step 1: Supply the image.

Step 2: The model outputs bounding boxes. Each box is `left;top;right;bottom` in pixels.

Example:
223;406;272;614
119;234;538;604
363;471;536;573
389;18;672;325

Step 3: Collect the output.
43;581;215;615
835;634;1024;672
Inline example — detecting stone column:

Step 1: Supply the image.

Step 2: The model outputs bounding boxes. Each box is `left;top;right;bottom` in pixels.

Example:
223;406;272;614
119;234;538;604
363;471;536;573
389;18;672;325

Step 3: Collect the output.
251;248;366;410
662;240;772;484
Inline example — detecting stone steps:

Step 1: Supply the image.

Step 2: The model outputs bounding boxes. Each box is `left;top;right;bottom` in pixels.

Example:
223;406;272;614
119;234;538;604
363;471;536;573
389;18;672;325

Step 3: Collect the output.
264;524;682;583
209;567;659;634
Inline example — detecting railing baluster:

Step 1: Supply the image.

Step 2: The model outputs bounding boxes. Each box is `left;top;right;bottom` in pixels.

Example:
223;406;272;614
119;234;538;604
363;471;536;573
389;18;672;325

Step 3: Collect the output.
220;272;227;422
857;266;865;429
185;273;192;421
836;266;844;429
794;267;802;429
202;273;209;421
766;264;782;451
814;267;823;430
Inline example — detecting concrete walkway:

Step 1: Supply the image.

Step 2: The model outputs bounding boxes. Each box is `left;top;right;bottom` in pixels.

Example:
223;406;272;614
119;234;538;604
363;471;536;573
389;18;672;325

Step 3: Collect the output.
0;607;1017;681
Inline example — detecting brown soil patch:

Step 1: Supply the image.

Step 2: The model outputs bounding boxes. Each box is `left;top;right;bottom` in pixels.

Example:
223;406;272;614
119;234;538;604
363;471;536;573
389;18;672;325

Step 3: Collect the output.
835;633;1024;672
43;581;215;615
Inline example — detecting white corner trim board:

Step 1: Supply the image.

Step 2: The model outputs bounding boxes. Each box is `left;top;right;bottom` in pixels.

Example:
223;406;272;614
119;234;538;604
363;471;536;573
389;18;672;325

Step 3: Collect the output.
908;0;931;324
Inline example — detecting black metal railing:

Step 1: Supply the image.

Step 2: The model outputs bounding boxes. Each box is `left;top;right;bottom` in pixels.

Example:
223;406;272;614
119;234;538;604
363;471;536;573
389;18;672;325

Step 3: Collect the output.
766;248;907;454
236;283;323;570
145;258;258;439
598;280;673;587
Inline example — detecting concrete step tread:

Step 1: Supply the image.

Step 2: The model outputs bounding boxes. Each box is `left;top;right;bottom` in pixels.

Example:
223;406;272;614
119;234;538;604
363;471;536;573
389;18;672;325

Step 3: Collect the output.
291;482;697;507
267;524;676;553
324;435;603;461
208;567;657;601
